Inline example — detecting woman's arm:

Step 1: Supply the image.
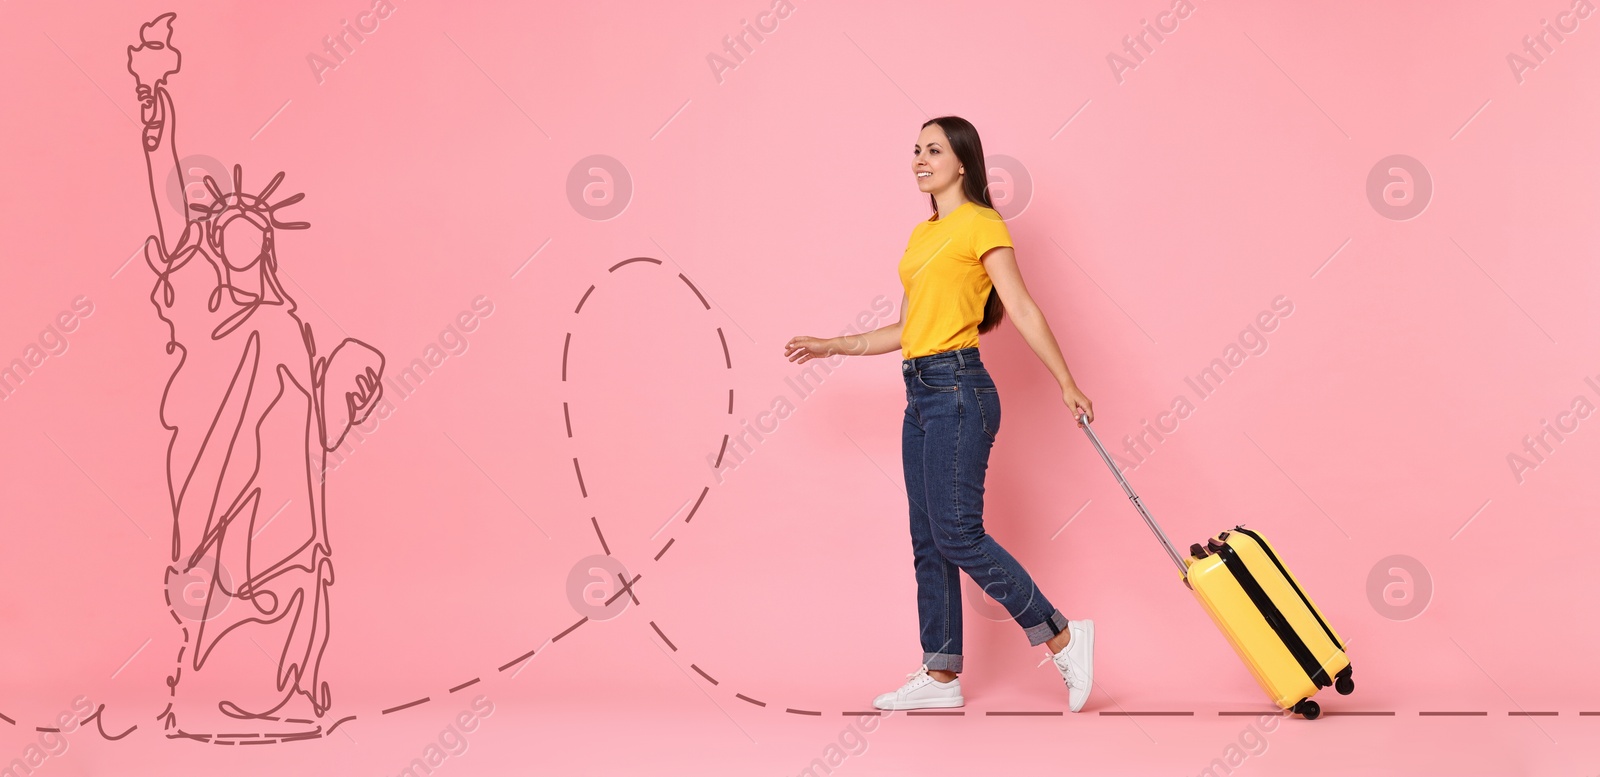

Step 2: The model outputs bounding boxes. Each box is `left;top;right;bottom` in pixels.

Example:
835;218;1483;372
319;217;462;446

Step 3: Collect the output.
981;246;1095;424
784;292;907;363
830;289;907;356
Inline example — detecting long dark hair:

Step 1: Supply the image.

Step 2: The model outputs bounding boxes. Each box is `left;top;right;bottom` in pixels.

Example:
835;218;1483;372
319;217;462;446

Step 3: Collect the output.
923;115;1005;335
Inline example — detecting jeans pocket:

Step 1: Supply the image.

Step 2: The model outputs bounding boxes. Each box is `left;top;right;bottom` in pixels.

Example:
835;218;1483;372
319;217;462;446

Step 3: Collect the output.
916;370;959;392
974;387;1000;441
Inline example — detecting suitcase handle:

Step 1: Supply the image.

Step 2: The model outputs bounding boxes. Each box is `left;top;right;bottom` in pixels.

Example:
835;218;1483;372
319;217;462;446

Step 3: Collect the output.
1076;411;1190;576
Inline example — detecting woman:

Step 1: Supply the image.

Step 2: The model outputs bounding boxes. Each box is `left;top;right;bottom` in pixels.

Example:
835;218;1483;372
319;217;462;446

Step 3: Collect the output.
785;116;1097;712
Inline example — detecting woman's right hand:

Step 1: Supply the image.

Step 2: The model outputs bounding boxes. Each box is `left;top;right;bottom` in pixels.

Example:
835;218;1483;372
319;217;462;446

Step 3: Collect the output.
784;336;837;364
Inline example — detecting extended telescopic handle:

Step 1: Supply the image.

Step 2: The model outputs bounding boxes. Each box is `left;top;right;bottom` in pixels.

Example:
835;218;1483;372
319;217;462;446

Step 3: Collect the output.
1076;412;1189;577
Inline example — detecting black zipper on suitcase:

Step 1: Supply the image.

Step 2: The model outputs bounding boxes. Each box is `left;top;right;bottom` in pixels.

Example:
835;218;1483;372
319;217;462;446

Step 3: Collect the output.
1216;543;1331;689
1231;527;1345;652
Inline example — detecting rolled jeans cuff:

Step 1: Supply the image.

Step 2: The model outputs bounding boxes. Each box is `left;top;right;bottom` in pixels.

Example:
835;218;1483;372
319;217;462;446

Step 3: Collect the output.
922;651;963;673
1023;610;1069;647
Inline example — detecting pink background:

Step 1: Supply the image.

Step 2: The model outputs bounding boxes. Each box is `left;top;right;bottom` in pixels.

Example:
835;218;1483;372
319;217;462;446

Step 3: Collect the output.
2;0;1598;774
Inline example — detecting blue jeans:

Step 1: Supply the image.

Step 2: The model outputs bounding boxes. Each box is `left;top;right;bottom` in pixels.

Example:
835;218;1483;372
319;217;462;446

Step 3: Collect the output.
902;346;1067;673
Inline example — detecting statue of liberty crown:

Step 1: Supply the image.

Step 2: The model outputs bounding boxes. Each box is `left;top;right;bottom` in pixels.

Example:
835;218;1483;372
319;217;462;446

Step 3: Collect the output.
191;164;309;265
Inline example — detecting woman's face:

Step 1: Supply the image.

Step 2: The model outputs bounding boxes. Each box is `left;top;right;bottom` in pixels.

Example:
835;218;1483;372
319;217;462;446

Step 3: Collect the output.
913;124;962;196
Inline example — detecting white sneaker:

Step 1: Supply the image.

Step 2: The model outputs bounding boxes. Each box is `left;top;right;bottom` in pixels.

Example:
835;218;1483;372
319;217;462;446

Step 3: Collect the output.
1049;619;1094;712
872;664;964;710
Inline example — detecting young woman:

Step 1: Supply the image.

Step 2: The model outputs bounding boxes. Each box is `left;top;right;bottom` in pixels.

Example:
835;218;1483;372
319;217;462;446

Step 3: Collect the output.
785;116;1097;712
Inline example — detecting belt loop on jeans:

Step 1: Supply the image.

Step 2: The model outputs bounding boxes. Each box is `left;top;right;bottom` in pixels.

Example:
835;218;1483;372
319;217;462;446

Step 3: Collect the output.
956;349;966;369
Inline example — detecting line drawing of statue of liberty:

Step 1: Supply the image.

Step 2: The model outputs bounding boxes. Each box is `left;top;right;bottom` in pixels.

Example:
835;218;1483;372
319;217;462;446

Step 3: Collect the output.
127;12;385;737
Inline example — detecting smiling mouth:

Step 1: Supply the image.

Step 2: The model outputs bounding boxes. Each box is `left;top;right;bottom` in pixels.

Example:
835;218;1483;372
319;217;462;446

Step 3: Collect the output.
917;172;932;178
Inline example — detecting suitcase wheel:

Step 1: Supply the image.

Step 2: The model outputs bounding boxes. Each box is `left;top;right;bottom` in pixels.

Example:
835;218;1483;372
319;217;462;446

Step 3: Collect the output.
1335;675;1354;696
1291;699;1321;720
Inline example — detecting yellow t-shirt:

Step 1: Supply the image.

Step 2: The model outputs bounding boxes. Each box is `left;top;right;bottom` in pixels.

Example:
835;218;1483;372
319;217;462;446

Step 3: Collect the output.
897;201;1012;359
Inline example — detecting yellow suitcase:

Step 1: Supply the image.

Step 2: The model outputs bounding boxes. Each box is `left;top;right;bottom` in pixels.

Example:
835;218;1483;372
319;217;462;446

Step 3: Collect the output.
1078;416;1354;719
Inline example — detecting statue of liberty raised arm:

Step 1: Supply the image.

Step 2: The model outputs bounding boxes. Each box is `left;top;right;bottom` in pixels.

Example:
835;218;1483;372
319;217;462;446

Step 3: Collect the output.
127;12;386;738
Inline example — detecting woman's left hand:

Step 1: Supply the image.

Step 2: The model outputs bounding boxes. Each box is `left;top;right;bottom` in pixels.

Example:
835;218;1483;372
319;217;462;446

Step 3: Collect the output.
1062;383;1093;427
